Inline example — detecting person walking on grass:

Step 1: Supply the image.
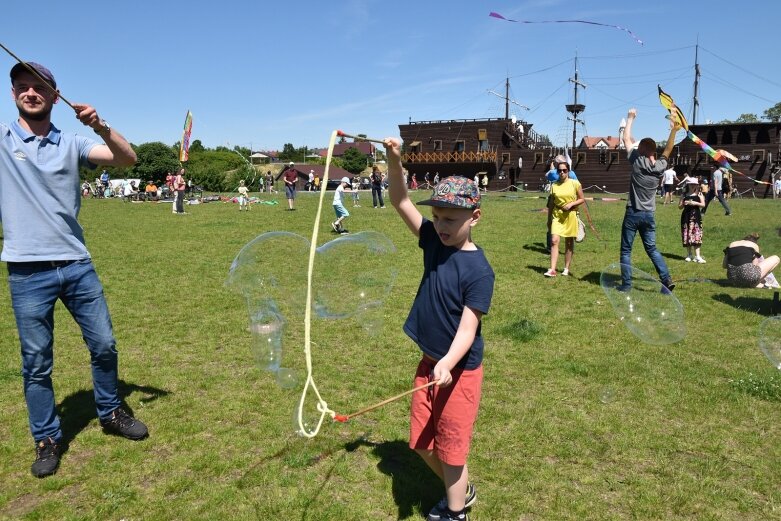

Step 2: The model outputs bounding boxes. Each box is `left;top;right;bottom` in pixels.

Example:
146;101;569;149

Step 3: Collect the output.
351;175;361;207
174;167;186;214
703;164;732;216
237;180;250;211
544;161;585;277
662;165;679;205
679;177;706;263
619;107;680;292
0;61;148;478
384;137;495;521
371;165;385;208
283;162;298;210
331;177;352;234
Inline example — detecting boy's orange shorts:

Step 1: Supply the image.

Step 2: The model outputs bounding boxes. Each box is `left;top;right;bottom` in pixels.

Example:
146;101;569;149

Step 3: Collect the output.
409;357;483;466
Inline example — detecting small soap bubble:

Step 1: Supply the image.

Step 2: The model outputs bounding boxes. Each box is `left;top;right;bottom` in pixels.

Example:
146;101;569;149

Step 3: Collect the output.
276;367;299;389
600;263;686;345
599;387;615;404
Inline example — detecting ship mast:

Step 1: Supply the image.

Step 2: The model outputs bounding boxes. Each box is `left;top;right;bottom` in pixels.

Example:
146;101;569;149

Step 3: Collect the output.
691;39;700;125
566;55;587;149
487;78;529;119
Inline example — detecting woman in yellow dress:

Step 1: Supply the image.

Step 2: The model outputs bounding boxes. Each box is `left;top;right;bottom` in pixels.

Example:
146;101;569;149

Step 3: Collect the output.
545;162;585;277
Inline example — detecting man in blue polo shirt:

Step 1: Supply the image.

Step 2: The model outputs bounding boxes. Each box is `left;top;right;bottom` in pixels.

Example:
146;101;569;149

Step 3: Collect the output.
0;61;148;478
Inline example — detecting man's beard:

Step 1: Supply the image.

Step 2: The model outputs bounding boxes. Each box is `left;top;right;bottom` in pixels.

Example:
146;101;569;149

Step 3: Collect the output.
16;102;52;122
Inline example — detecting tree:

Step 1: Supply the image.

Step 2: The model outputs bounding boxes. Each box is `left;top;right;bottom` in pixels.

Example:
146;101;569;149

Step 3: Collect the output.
340;146;369;175
278;143;297;162
131;142;180;183
763;102;781;122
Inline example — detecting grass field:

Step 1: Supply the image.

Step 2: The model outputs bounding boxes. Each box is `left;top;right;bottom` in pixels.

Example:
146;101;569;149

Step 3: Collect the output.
1;190;780;521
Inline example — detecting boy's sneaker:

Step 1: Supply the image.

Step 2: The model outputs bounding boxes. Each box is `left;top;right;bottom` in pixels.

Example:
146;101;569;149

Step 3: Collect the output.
427;483;476;520
31;437;60;478
427;508;469;521
331;221;339;232
694;256;706;263
100;407;148;440
544;269;557;277
684;256;692;262
561;268;570;276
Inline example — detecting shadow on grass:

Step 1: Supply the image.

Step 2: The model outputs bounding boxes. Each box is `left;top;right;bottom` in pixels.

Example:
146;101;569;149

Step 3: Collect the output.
712;293;776;316
57;379;169;454
522;243;549;255
351;438;442;520
236;436;440;520
580;271;602;286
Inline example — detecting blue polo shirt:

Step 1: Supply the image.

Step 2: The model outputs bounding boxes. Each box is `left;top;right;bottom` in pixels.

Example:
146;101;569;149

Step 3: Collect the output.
0;120;99;262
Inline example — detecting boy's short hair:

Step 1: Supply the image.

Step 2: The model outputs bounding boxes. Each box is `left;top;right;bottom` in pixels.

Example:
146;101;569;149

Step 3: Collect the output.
638;137;656;156
417;176;480;209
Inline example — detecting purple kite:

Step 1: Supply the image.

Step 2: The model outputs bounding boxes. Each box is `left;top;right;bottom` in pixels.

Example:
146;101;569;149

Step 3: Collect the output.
489;11;643;46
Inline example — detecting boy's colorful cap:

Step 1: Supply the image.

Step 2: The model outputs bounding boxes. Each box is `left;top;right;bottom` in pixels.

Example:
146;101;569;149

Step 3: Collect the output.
10;62;56;88
340;176;351;185
417;175;480;209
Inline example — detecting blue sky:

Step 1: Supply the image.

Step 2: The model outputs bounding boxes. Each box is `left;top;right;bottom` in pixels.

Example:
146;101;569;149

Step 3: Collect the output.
2;1;779;152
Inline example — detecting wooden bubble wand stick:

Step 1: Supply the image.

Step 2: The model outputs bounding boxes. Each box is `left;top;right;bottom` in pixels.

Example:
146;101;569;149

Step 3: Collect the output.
336;130;386;145
333;380;437;423
0;41;76;110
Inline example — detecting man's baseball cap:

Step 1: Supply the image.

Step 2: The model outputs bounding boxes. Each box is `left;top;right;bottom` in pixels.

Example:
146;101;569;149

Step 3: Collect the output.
417;175;481;209
10;62;56;88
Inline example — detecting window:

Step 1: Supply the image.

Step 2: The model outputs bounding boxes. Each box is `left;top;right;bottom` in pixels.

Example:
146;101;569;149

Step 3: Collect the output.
478;129;487;140
756;128;770;144
501;153;510;165
454;140;465;152
576;152;586;165
433;140;442;151
737;128;751;144
707;129;718;144
534;152;544;165
752;149;766;164
478;140;489;152
721;129;733;145
609;152;619;164
599;149;607;164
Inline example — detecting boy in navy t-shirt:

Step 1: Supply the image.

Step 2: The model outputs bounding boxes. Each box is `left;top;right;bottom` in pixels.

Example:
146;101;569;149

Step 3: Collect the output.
384;138;495;521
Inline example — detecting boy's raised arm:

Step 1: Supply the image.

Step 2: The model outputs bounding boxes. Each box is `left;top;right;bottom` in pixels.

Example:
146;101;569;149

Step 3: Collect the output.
384;138;423;237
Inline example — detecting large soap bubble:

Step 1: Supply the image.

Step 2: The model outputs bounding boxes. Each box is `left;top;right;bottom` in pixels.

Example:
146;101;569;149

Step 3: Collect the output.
227;232;310;379
313;231;397;320
759;316;781;370
600;263;686;345
227;231;310;318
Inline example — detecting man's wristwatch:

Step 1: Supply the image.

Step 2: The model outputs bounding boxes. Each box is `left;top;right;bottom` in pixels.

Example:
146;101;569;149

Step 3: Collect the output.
93;120;111;136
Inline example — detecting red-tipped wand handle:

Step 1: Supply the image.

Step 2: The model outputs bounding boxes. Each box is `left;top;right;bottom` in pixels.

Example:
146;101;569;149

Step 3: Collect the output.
336;130;386;145
333;380;437;422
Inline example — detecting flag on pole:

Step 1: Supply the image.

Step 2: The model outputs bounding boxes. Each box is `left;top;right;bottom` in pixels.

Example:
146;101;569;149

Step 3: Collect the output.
179;110;193;162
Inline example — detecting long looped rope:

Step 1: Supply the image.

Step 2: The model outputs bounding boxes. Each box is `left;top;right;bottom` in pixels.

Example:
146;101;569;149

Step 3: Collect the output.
295;130;339;438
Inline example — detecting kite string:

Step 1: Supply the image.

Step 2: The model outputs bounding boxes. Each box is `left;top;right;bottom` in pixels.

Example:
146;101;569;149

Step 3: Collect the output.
297;130;339;438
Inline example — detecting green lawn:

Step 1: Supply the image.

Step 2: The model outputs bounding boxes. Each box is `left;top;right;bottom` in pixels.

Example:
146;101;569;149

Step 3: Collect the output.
1;190;780;520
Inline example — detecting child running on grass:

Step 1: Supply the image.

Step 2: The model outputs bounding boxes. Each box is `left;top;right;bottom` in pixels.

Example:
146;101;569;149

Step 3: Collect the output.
331;176;352;234
384;137;495;521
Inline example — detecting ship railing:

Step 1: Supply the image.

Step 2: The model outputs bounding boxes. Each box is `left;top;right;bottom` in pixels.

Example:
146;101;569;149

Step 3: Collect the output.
402;151;497;163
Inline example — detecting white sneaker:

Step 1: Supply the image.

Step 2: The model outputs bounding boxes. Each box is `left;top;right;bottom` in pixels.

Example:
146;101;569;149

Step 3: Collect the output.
694;256;706;263
544;269;557;277
562;268;570;276
684;256;692;262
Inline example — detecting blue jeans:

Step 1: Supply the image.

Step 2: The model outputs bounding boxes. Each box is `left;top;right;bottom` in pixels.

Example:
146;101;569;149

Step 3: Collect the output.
7;259;120;442
703;190;731;214
372;186;384;207
619;207;671;284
